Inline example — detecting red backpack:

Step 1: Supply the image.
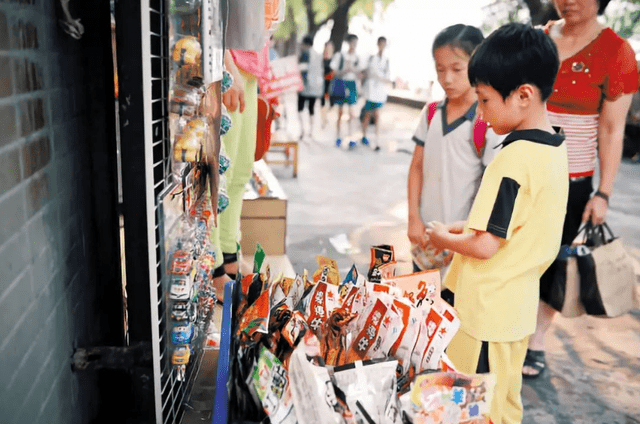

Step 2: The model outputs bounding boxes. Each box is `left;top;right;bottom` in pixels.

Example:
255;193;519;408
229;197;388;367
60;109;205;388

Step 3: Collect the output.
426;102;489;157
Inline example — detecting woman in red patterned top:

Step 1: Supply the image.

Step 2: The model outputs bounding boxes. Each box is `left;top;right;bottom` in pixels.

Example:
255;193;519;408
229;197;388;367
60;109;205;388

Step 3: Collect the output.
523;0;639;379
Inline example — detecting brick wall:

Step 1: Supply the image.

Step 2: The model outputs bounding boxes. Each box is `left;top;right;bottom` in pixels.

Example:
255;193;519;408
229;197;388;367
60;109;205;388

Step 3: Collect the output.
0;1;119;423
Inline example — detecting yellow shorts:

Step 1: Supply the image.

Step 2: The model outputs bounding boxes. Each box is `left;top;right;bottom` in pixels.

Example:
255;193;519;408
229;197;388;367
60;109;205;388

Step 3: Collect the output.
446;330;530;424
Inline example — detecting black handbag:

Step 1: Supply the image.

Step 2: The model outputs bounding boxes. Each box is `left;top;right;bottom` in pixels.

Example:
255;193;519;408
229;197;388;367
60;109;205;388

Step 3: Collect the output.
542;223;637;317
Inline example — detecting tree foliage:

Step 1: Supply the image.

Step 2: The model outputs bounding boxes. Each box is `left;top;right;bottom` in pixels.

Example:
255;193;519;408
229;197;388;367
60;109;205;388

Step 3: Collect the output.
275;0;395;52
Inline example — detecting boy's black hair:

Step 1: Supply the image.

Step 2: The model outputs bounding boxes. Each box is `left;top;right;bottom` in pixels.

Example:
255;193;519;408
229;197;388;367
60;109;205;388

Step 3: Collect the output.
346;33;358;42
302;35;314;46
378;36;387;44
468;22;559;101
432;24;484;57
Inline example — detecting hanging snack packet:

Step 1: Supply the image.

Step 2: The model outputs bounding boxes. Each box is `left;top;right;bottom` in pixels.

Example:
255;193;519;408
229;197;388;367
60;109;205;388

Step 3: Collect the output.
344;299;388;363
304;282;339;336
409;372;496;424
382;269;440;310
288;333;356;424
252;346;297;424
332;359;403;424
313;256;341;285
367;245;395;283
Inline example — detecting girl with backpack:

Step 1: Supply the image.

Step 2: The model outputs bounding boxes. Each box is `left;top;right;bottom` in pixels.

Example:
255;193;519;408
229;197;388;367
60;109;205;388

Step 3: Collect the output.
407;24;504;291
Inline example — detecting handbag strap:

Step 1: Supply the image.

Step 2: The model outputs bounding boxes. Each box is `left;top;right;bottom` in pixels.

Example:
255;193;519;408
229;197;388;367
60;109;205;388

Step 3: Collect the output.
583;221;616;247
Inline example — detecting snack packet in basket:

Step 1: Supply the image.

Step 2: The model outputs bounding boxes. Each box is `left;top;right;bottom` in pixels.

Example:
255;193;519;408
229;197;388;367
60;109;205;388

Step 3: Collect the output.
368;245;395;283
368;300;403;360
344;299;389;363
322;307;359;366
282;310;309;349
313;256;341;285
388;298;421;379
287;274;306;310
378;261;397;281
382;269;440;310
409;371;496;424
238;285;272;340
304;282;339;336
332;359;403;424
288;332;356;424
411;302;460;373
252;346;297;424
338;264;360;301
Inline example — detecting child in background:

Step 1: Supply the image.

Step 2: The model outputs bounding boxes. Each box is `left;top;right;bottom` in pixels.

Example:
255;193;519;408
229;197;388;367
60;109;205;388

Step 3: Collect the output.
330;33;360;148
321;40;335;128
426;23;568;423
297;35;324;140
360;36;391;151
407;24;502;294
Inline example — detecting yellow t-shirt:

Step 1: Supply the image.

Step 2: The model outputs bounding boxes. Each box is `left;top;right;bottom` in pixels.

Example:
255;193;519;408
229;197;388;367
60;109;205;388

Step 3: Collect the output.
443;129;569;342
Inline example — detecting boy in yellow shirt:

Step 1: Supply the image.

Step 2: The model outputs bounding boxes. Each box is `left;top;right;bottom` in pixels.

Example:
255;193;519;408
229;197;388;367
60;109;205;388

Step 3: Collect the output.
425;23;568;424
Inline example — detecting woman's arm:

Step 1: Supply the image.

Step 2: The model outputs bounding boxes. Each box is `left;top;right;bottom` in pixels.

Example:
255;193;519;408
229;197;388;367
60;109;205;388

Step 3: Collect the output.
408;145;427;247
223;50;245;113
582;93;633;224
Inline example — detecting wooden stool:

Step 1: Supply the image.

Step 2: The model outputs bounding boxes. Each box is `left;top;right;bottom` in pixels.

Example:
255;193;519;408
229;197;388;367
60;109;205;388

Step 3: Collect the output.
264;140;298;177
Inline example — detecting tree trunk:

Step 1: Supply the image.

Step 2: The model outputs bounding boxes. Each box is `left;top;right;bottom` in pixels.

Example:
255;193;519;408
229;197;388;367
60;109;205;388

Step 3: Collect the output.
304;0;316;36
329;2;352;52
283;2;298;56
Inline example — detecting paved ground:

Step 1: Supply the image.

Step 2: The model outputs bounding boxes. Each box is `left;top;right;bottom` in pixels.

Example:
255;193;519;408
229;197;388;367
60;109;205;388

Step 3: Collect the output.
269;93;640;424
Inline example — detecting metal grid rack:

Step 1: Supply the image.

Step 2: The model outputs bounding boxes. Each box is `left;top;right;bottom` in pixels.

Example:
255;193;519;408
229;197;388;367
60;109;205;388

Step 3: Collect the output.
146;0;209;422
146;0;224;422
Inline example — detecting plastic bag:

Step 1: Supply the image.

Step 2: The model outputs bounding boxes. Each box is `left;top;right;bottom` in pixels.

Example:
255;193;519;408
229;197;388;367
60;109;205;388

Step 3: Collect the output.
332;359;403;424
288;333;356;424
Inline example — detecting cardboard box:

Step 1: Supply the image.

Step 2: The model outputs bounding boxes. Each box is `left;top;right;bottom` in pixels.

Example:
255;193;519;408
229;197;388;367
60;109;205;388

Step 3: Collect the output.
240;161;287;255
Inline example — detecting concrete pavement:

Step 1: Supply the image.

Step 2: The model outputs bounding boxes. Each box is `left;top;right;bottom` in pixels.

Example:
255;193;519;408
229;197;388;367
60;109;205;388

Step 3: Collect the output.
271;94;640;423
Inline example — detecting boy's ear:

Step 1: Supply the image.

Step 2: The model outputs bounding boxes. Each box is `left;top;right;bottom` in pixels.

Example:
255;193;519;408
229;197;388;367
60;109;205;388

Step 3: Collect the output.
515;84;536;107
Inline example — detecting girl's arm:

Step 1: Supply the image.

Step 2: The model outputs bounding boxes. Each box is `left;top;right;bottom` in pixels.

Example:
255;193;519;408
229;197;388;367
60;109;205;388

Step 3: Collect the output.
408;145;427;247
582;93;633;224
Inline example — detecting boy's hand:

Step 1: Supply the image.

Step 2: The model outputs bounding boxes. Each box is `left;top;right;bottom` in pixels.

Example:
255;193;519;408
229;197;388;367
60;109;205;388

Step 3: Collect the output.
425;221;448;253
408;218;428;248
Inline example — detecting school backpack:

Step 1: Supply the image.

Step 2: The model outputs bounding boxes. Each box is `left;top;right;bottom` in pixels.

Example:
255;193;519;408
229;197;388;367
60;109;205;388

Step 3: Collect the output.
426;101;489;157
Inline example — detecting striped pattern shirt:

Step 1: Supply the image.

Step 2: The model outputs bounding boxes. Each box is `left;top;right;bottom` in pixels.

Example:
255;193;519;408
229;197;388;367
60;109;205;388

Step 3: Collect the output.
547;111;599;178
